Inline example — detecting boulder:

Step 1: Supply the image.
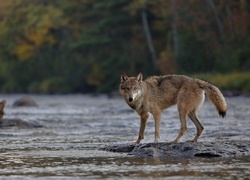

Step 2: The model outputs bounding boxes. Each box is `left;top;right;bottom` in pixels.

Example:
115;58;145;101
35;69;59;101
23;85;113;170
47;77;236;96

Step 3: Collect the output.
100;141;250;158
12;96;38;107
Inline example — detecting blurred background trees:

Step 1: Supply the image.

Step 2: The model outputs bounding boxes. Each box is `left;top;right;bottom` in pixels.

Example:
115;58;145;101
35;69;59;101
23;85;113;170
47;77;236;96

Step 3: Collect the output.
0;0;249;93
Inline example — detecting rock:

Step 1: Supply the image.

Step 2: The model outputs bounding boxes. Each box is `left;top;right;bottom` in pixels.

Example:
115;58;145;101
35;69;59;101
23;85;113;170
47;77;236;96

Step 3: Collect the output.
100;143;135;153
0;118;43;128
12;96;38;107
100;141;250;158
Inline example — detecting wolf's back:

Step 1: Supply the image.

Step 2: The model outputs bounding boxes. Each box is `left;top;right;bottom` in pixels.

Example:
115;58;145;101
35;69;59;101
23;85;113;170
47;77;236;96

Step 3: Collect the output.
196;79;227;117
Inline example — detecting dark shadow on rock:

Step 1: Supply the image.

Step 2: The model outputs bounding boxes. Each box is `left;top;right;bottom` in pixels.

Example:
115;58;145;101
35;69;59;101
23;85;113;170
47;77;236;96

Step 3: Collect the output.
100;141;250;158
12;96;38;107
0;118;43;128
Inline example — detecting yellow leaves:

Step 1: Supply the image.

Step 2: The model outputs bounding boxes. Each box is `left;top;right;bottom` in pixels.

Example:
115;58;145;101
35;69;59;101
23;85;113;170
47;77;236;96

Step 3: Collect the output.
28;27;46;47
15;42;34;61
15;20;56;61
28;25;56;47
14;5;63;61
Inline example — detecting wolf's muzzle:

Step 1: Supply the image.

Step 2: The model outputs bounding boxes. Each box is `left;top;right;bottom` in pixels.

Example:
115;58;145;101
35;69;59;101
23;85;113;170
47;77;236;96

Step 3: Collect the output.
129;97;133;102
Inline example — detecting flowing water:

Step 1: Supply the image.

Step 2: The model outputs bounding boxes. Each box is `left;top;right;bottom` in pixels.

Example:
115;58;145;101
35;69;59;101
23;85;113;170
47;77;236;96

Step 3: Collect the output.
0;94;249;179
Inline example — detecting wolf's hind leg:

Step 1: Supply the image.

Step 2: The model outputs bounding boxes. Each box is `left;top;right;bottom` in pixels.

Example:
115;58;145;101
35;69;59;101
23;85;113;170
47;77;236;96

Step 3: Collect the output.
152;110;161;143
173;106;188;143
188;110;204;142
135;112;149;144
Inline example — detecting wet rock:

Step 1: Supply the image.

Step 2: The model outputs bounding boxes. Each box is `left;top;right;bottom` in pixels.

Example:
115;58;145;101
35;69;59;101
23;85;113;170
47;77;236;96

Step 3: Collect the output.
0;118;43;128
100;141;250;158
129;146;163;157
100;143;135;153
12;96;38;107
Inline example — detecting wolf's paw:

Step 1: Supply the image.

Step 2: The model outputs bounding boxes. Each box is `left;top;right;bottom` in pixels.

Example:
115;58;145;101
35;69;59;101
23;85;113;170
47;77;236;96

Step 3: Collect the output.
133;141;140;144
154;137;159;143
186;139;198;143
171;140;178;143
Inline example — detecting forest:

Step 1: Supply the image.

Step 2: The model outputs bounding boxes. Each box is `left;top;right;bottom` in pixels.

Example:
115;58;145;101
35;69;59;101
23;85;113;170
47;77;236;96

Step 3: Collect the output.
0;0;249;94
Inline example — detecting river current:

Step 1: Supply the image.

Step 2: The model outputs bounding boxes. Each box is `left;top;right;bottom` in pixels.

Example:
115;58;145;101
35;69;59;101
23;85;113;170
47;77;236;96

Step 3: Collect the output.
0;94;249;179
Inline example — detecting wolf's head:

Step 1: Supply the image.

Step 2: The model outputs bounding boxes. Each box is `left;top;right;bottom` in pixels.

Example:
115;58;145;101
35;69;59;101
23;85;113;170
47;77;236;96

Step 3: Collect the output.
119;73;144;103
0;100;6;120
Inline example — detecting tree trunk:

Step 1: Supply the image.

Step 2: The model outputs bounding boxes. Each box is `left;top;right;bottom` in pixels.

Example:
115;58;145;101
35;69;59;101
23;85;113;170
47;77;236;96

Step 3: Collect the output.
206;0;225;45
171;0;179;57
141;9;157;66
226;2;236;41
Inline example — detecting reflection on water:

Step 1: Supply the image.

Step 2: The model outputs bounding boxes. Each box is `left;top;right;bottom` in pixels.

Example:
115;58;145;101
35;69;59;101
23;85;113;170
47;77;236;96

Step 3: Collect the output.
0;151;249;179
0;94;249;179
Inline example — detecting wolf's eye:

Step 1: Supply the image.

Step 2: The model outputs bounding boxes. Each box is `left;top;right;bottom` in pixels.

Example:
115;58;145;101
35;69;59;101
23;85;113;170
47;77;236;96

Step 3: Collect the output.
133;87;137;90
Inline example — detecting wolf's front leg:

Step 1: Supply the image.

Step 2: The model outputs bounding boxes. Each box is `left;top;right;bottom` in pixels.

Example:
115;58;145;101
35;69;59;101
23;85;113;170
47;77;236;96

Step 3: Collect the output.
135;112;149;144
152;110;161;143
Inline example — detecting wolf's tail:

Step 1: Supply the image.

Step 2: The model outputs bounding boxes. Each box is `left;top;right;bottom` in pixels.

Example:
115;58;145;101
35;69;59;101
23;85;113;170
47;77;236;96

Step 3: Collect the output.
196;79;227;117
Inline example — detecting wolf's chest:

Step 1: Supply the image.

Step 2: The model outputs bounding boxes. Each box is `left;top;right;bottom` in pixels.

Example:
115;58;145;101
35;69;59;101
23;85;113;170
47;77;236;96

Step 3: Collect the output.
128;100;146;111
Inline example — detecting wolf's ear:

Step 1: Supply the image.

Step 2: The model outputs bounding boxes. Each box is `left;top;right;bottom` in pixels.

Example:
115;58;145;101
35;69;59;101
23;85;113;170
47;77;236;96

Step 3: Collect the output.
0;100;6;108
121;73;128;83
137;73;143;82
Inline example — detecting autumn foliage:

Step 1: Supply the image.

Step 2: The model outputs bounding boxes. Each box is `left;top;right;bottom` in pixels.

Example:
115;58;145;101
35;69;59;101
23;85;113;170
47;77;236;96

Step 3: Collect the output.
0;0;249;93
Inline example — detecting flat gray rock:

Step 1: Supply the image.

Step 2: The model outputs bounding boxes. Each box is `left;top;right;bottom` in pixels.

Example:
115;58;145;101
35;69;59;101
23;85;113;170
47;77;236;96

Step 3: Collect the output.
0;118;43;128
100;141;250;158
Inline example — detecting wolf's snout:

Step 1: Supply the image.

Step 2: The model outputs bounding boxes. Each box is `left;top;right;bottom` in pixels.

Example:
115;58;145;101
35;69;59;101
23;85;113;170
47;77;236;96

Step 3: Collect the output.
128;97;133;102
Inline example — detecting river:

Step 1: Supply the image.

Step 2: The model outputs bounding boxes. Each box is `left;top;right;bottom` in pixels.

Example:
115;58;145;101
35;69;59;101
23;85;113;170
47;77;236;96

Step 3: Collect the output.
0;94;249;179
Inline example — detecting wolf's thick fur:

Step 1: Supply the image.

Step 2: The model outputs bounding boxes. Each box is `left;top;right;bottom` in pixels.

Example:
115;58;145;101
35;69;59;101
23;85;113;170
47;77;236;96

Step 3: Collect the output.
119;73;227;143
0;100;6;120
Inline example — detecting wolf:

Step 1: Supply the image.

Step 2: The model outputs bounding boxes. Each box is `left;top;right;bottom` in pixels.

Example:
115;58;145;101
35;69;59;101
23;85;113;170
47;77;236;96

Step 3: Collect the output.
119;73;227;144
0;100;6;120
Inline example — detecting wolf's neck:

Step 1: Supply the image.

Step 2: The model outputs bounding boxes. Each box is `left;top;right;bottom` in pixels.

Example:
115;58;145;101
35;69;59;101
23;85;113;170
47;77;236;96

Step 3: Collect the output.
134;83;148;110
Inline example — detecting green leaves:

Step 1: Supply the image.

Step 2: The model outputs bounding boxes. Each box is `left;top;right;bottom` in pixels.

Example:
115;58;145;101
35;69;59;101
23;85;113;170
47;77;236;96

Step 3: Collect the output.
0;0;249;93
